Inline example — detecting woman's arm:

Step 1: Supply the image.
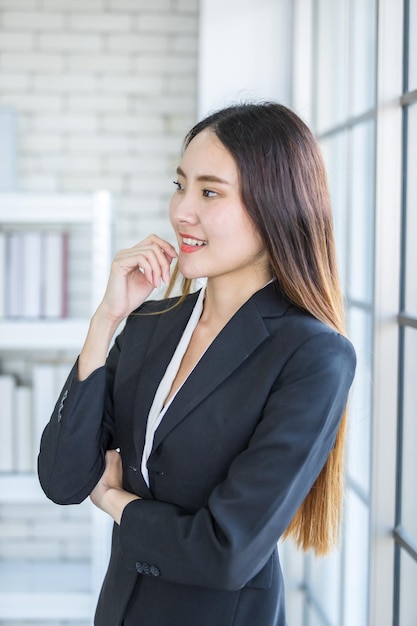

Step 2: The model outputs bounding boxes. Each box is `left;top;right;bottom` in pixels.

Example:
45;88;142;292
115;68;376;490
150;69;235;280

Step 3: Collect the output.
38;235;177;503
38;345;119;504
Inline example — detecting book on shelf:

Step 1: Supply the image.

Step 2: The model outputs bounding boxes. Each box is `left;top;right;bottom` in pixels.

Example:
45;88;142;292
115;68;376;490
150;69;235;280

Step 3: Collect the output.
1;230;68;320
43;231;68;318
15;385;33;473
22;231;43;318
0;374;15;472
5;232;22;318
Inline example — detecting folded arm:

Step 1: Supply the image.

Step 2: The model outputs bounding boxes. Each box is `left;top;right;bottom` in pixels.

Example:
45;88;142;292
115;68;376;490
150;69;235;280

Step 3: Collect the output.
106;332;356;590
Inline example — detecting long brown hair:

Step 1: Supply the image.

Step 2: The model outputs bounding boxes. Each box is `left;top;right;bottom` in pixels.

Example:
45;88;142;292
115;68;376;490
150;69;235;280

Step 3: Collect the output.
168;102;347;555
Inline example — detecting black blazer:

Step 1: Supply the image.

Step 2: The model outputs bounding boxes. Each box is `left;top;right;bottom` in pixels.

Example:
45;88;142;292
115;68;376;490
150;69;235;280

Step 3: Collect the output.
38;282;356;626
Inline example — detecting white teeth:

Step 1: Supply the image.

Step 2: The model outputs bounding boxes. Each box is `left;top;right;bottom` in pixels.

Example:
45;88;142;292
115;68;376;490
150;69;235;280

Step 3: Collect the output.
183;237;207;246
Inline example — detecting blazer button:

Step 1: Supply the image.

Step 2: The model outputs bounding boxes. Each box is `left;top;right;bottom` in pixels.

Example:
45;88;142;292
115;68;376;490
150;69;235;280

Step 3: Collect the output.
135;562;144;574
150;565;160;577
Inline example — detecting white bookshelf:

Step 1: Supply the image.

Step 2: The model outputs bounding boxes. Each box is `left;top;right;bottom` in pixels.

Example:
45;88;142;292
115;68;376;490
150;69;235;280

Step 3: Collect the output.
0;191;114;623
0;319;90;350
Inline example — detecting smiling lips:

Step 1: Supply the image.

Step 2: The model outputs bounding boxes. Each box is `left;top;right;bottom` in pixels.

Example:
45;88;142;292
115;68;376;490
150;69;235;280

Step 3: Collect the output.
180;236;208;253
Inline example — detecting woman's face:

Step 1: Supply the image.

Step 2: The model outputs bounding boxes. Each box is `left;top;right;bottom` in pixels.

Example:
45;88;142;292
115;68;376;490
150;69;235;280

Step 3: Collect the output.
169;129;269;285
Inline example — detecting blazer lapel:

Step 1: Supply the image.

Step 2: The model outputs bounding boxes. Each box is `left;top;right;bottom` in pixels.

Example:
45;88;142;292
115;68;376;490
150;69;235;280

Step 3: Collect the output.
150;293;273;454
131;291;200;464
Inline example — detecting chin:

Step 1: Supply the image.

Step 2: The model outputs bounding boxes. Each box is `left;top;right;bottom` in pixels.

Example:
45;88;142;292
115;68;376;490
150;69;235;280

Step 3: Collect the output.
181;272;203;282
177;261;202;281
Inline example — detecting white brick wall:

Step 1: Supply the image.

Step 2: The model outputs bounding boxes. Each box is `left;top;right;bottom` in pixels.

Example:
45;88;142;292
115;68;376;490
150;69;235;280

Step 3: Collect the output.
0;0;198;248
2;12;66;30
0;1;198;623
39;32;102;51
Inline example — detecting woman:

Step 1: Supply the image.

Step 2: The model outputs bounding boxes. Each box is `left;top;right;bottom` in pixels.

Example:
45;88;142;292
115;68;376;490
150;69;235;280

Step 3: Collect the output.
38;102;356;626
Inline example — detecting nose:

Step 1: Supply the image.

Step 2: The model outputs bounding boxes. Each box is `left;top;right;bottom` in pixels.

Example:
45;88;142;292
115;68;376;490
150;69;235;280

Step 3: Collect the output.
169;189;199;226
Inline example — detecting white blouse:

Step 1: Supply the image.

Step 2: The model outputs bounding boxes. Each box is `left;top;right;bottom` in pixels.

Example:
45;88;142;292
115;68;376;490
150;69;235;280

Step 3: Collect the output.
141;286;206;486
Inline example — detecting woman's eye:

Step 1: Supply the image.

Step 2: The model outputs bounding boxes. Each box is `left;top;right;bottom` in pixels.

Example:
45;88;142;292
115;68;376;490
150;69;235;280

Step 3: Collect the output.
173;180;184;191
202;189;217;198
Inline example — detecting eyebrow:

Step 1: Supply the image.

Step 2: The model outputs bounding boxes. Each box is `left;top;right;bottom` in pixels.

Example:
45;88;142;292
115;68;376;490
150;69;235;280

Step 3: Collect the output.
176;166;231;185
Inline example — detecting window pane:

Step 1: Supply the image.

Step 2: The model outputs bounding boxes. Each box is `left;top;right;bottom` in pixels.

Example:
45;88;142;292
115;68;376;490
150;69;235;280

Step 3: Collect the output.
316;0;348;132
401;327;417;542
306;605;328;626
320;133;348;292
307;550;341;626
405;103;417;316
278;541;304;625
343;490;370;626
346;307;372;495
347;121;375;303
399;549;417;626
350;0;377;116
409;0;417;90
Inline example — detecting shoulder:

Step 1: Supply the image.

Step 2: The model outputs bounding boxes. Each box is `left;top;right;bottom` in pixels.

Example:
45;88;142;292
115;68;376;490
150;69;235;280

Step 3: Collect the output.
253;282;356;370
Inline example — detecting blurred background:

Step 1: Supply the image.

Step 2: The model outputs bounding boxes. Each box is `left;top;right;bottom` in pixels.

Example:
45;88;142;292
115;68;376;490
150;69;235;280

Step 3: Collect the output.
0;0;415;625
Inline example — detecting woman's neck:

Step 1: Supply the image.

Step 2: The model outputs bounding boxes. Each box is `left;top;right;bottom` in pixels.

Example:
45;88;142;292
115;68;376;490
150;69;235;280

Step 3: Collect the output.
201;268;272;328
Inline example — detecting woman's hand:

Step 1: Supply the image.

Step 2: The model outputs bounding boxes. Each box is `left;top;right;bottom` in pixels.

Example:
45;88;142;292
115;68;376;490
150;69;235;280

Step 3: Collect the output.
78;235;177;380
97;234;178;324
90;450;140;525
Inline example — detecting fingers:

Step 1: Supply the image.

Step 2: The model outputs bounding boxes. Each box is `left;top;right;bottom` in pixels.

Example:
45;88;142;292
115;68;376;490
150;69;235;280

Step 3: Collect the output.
98;235;177;320
115;235;177;288
134;249;167;288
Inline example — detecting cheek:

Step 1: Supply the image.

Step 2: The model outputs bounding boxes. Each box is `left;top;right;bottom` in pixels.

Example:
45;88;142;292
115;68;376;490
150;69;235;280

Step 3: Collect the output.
207;210;235;235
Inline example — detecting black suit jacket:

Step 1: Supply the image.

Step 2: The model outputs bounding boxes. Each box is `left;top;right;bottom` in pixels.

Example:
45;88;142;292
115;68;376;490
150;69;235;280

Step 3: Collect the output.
38;282;356;626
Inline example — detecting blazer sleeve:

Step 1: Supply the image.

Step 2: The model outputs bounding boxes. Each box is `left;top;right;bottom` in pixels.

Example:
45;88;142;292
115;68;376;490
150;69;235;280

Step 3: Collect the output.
118;330;356;591
37;329;124;505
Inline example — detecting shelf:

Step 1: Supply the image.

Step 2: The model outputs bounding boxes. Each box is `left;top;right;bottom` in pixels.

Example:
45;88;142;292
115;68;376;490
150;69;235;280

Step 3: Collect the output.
0;318;89;350
0;190;113;312
0;191;109;225
0;191;113;622
0;473;48;502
